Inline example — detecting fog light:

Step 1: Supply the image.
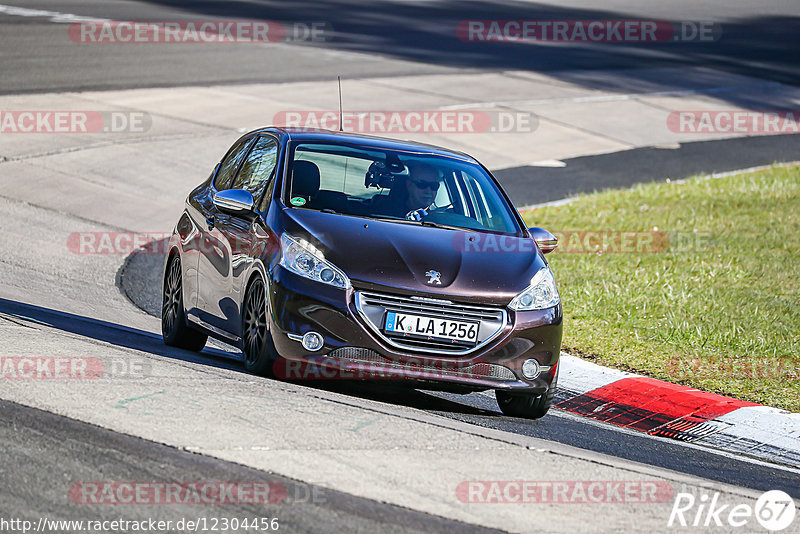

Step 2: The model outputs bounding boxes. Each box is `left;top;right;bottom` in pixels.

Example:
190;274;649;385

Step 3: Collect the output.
521;359;541;379
319;267;335;283
302;331;324;352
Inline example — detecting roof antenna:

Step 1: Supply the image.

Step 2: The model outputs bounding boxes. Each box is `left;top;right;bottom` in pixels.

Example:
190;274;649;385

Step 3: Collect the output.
337;76;344;131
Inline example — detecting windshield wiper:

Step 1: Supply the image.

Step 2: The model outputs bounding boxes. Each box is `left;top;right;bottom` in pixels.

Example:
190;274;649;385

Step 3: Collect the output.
355;215;463;231
368;215;417;225
419;219;462;231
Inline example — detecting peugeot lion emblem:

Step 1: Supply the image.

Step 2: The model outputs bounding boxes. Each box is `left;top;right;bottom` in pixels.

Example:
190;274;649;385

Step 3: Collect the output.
425;270;442;285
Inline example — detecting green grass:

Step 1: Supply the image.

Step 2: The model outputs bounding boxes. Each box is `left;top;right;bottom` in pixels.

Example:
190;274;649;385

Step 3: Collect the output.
523;164;800;412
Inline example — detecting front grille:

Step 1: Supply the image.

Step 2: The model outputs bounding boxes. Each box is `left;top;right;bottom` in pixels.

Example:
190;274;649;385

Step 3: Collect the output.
359;292;502;322
355;291;507;355
468;363;516;381
329;347;386;364
328;347;516;381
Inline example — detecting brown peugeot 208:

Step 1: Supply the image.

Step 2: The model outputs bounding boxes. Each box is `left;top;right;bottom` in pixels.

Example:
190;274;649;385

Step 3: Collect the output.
162;128;562;418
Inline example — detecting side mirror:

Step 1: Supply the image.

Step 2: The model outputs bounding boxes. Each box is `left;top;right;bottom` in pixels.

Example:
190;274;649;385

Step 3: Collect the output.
529;227;558;254
213;189;254;215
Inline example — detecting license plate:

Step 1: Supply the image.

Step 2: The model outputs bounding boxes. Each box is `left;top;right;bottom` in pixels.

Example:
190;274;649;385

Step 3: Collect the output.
384;311;479;345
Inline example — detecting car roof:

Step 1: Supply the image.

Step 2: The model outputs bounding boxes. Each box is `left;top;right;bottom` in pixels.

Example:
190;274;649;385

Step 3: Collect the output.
251;126;478;162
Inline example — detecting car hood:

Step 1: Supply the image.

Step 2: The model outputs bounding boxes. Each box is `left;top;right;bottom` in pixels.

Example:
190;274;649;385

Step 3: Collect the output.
282;209;547;304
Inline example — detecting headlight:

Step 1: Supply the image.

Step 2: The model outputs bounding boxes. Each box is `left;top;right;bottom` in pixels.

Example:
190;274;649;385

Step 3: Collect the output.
279;234;350;289
508;266;560;311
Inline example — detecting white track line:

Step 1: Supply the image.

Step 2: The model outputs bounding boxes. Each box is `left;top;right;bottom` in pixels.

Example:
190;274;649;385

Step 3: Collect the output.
0;4;109;23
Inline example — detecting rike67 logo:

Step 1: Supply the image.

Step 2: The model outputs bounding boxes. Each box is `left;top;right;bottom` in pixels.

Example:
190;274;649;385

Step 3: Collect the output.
669;490;796;531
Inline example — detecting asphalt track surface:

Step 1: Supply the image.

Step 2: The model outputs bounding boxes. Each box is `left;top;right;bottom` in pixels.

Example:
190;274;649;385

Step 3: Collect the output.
1;0;800;531
0;398;500;534
1;0;800;94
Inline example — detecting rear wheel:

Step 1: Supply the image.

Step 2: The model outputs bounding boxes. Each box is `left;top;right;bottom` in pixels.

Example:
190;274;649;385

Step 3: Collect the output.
242;277;276;376
496;367;558;419
162;255;207;351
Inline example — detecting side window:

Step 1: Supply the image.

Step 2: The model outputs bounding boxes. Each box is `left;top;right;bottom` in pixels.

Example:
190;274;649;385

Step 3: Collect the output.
459;170;513;232
231;136;278;197
295;152;373;197
214;137;254;191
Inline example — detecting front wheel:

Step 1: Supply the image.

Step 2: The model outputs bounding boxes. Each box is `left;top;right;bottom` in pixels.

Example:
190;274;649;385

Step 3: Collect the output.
162;255;207;351
496;367;558;419
242;277;276;376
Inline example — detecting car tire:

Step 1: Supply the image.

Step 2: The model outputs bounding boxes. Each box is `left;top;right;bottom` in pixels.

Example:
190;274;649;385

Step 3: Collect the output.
162;255;208;351
241;276;276;377
495;367;558;419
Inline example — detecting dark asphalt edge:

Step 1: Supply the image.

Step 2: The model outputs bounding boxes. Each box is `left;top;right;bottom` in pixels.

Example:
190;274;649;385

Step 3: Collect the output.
0;397;502;534
495;133;800;206
116;244;161;317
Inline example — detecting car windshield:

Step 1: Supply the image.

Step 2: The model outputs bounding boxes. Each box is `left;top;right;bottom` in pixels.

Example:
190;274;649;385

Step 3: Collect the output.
286;142;522;235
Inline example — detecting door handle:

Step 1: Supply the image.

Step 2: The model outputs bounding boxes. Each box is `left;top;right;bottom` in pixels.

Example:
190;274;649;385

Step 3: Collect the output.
206;215;215;229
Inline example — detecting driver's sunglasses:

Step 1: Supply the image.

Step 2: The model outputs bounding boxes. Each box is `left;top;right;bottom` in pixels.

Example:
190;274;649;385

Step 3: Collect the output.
411;180;440;190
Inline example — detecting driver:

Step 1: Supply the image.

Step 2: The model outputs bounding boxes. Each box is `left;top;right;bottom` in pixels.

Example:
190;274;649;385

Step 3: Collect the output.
369;161;442;219
403;163;441;220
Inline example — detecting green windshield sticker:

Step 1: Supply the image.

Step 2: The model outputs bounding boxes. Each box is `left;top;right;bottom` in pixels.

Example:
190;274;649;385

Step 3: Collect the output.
290;197;307;206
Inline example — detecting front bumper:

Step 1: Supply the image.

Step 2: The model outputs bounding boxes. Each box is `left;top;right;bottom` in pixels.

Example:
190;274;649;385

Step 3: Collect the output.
267;265;562;392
